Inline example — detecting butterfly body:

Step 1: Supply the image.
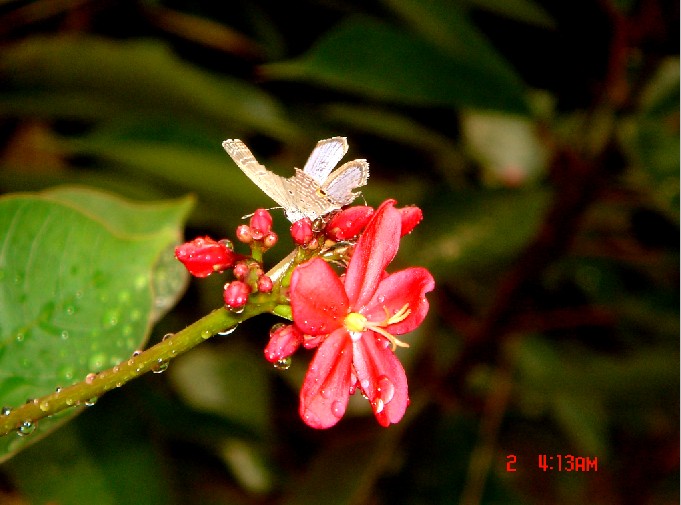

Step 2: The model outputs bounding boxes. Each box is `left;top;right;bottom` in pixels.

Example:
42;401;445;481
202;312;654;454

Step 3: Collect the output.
222;137;369;222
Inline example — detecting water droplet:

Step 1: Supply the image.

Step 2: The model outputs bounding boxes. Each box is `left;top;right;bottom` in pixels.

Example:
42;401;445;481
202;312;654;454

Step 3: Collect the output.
320;388;331;399
162;333;173;341
360;378;370;389
85;372;97;384
65;305;76;315
377;375;395;405
200;330;212;340
273;356;292;370
372;398;385;414
89;353;107;371
152;359;168;374
377;295;386;304
15;332;25;342
55;387;63;394
60;330;69;340
269;323;286;337
84;398;98;406
1;406;11;416
39;401;50;412
17;421;35;437
60;365;75;381
131;350;142;357
102;309;120;328
331;400;346;418
65;398;74;406
218;324;238;336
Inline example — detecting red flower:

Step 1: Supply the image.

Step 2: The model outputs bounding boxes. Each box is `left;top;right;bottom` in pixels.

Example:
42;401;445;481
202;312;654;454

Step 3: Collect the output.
290;200;434;428
175;236;240;278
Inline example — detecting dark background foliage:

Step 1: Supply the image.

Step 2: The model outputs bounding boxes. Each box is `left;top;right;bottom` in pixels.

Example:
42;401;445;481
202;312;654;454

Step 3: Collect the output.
0;0;678;504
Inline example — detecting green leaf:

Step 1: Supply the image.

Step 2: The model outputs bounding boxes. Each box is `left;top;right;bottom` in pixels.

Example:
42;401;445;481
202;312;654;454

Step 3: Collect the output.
4;392;173;505
460;0;556;28
262;16;529;113
0;187;192;460
0;36;298;140
415;189;550;278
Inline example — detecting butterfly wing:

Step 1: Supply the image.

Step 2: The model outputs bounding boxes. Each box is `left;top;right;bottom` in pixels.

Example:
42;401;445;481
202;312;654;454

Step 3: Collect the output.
222;138;298;209
223;139;338;223
322;159;370;206
302;137;348;186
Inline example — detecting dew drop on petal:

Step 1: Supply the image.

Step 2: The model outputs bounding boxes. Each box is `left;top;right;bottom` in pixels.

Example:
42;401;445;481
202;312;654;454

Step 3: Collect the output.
372;398;385;414
360;378;370;390
377;375;395;405
320;388;331;399
331;400;346;418
273;356;292;370
303;408;322;427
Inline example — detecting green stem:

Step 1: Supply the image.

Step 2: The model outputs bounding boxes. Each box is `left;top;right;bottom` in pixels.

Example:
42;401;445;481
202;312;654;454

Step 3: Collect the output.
0;302;275;437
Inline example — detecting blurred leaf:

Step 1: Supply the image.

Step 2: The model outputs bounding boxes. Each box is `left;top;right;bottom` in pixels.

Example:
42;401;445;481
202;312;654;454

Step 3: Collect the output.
0;187;191;460
263;16;529;113
168;345;271;435
416;188;550;278
280;429;400;505
322;103;465;184
461;0;556;28
4;391;173;505
461;110;549;186
0;36;298;140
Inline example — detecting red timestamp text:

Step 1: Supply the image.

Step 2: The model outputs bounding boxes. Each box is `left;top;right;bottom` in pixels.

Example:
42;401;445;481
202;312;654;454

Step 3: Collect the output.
506;454;598;472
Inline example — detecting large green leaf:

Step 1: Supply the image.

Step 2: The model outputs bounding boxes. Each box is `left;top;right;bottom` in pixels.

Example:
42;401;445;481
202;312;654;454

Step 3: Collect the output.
0;36;298;141
0;187;192;460
262;16;529;113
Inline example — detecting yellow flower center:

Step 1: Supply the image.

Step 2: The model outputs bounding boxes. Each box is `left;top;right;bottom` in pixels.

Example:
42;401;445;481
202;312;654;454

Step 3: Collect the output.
343;303;412;350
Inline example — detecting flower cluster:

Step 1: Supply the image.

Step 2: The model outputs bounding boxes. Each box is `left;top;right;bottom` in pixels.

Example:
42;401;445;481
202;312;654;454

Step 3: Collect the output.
176;199;434;429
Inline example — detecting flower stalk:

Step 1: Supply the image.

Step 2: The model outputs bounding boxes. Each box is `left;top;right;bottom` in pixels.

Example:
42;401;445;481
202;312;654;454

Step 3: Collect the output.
0;301;275;437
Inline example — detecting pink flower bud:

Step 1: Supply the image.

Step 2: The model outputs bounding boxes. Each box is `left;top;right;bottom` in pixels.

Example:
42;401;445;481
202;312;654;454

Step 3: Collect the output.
325;206;374;240
264;324;303;362
236;225;252;243
263;231;278;248
233;261;249;280
257;275;273;293
175;236;239;278
249;209;273;239
290;218;314;245
223;280;251;309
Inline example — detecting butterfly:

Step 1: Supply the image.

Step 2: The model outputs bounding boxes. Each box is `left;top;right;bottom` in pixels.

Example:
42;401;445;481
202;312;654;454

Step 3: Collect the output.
222;137;369;223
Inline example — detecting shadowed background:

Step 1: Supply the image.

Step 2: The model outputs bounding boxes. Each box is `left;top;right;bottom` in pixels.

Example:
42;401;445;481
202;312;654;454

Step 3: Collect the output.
0;1;678;504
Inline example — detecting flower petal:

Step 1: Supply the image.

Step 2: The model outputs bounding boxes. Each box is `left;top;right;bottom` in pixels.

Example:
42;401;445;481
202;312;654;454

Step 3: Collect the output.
353;333;409;427
290;258;349;335
364;267;435;335
299;329;353;429
345;200;401;309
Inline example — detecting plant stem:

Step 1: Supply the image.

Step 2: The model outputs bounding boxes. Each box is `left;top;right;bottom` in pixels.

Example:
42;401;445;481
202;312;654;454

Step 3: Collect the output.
0;303;273;437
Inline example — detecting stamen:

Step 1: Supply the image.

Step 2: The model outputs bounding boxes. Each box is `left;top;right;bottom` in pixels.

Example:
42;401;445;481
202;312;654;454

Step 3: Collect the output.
343;304;412;351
